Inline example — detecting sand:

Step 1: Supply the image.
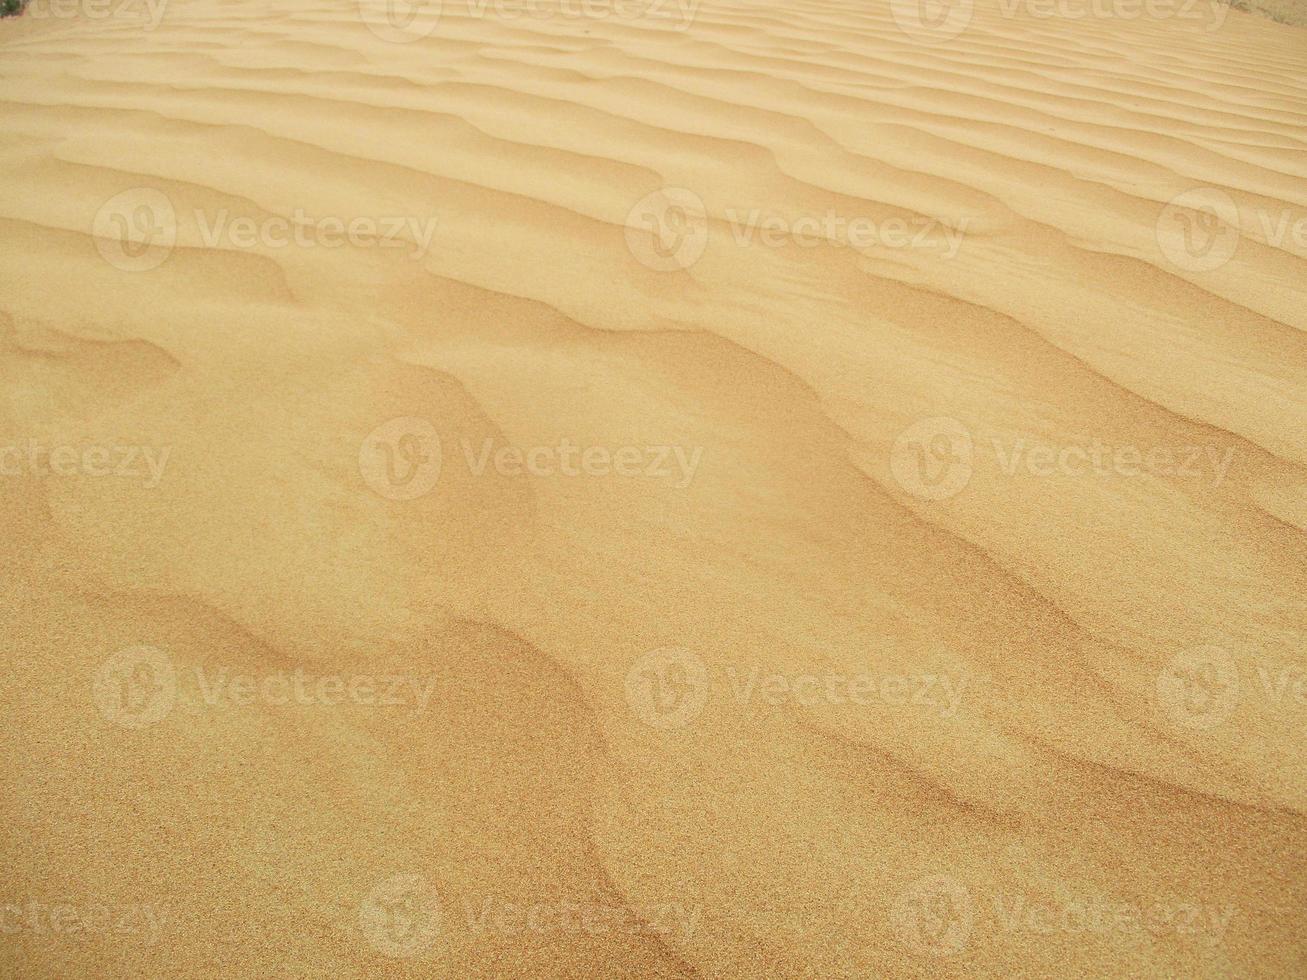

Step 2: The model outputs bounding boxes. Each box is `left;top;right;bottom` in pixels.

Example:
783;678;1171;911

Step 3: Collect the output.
1;0;1305;975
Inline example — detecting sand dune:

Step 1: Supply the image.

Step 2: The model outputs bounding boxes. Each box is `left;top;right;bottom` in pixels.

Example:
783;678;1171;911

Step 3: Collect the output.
1;0;1305;975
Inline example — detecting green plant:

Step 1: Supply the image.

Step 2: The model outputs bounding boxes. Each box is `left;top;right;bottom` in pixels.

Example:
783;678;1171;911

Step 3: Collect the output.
1;0;25;16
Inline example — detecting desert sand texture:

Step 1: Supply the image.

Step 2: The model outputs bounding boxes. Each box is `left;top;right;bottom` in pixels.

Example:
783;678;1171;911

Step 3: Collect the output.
1;0;1306;975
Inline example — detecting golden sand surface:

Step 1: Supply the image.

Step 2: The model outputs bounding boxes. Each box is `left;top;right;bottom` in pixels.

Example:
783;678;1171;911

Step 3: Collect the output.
1;0;1305;974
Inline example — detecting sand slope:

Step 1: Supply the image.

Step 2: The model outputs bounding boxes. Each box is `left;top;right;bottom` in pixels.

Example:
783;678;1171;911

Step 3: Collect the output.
1;0;1306;975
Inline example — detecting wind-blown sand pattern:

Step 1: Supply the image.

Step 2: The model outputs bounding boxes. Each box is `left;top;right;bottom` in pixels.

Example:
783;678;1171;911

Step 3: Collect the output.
1;0;1306;974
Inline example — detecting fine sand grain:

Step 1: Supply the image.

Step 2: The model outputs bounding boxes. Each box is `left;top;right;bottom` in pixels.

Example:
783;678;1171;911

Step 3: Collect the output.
1;0;1305;975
